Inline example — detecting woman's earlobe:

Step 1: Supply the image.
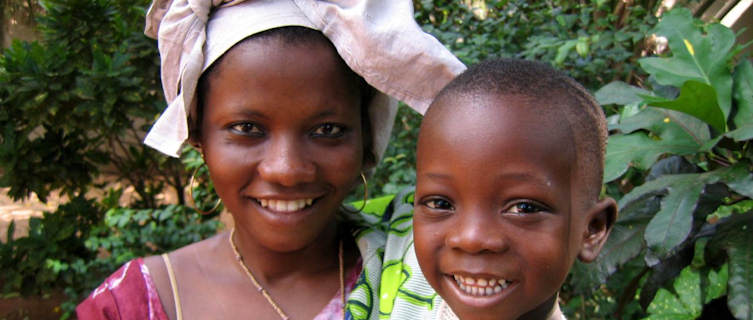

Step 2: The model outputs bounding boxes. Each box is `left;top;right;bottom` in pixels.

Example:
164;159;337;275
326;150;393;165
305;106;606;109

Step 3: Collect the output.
578;197;618;263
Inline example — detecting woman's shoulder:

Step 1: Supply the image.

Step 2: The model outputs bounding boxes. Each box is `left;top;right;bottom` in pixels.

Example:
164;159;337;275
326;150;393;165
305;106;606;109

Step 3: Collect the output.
145;231;230;319
77;232;228;319
76;257;169;319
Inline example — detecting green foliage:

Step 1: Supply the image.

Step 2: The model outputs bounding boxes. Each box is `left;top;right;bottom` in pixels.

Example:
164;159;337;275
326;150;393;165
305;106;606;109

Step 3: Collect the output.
0;1;222;317
0;0;184;205
0;196;101;297
373;0;659;199
585;8;753;319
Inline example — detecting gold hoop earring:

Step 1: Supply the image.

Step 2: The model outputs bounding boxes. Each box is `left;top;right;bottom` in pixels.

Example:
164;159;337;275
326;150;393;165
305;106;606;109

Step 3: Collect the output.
341;172;369;213
188;165;222;215
357;172;369;212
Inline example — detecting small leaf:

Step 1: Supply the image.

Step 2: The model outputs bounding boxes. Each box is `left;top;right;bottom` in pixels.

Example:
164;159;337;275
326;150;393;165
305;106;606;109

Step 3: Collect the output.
595;81;651;106
646;289;696;319
555;39;577;65
675;267;702;316
705;263;728;304
575;36;589;57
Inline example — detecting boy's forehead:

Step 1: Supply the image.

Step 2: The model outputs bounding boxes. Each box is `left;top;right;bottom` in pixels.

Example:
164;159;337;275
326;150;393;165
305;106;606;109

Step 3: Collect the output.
422;91;575;147
418;90;594;208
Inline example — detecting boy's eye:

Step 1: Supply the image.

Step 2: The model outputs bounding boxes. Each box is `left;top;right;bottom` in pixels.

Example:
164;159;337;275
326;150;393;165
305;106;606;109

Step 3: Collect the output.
507;201;546;214
229;122;263;136
312;123;345;137
424;198;454;210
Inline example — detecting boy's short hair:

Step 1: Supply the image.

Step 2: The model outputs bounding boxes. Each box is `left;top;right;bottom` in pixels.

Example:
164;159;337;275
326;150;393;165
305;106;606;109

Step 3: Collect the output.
433;58;607;202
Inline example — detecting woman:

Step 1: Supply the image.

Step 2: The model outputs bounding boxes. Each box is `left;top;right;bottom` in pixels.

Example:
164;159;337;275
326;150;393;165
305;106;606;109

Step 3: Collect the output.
77;0;464;319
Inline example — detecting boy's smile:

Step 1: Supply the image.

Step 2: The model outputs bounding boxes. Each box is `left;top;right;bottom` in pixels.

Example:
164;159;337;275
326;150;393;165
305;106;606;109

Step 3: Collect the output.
415;92;588;320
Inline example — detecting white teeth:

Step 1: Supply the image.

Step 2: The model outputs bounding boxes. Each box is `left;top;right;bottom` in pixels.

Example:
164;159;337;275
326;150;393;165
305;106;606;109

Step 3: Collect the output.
258;198;314;212
452;275;508;297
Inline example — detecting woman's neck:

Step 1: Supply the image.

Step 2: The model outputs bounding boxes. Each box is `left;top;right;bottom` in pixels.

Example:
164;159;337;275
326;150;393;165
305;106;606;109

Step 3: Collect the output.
230;221;341;282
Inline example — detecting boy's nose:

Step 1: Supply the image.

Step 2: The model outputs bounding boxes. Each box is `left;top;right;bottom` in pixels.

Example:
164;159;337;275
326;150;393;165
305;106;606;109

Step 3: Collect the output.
446;212;508;254
257;136;316;186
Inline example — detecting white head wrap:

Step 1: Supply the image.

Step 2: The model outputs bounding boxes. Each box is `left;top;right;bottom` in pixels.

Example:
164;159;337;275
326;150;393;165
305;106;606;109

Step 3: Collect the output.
143;0;466;158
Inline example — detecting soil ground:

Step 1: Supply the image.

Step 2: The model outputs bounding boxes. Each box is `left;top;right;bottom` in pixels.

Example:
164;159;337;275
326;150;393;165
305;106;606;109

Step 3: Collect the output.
0;188;57;242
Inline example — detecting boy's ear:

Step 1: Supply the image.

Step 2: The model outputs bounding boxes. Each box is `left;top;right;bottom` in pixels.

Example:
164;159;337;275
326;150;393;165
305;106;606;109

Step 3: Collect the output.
578;197;618;263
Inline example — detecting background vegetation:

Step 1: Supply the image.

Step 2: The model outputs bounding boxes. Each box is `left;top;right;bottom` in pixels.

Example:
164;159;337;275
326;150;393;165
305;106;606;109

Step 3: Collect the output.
0;0;751;319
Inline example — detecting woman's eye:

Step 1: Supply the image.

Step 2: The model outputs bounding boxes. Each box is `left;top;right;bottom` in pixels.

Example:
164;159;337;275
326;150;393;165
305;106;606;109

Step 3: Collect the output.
312;123;345;137
507;202;546;214
424;198;454;210
230;123;263;136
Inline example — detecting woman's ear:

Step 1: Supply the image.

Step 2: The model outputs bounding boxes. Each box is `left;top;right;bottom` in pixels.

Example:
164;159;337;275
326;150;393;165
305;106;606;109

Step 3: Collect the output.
578;197;618;263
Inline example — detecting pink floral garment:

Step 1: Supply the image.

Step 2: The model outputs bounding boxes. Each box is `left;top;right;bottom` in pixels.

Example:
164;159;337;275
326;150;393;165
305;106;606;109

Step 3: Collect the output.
77;258;168;319
77;258;362;319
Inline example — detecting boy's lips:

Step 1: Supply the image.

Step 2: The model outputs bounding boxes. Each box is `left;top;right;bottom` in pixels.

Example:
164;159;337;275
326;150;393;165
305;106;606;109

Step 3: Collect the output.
443;272;518;307
453;274;509;296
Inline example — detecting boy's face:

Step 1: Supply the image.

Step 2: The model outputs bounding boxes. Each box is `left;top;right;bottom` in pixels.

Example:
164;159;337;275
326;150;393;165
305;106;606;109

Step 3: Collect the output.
414;92;612;320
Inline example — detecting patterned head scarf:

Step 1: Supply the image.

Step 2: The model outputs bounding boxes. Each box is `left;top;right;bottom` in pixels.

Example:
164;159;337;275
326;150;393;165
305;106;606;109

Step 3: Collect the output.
143;0;466;158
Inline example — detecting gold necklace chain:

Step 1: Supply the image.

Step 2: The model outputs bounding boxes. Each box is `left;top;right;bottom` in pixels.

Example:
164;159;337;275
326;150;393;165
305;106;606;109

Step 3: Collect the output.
229;229;345;320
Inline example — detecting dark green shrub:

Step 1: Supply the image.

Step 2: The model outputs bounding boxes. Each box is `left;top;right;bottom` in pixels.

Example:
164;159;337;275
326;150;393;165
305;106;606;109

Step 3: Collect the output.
569;8;753;319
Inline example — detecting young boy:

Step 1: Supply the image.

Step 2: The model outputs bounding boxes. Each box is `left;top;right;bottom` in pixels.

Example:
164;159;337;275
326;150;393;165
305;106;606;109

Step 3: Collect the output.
377;58;618;320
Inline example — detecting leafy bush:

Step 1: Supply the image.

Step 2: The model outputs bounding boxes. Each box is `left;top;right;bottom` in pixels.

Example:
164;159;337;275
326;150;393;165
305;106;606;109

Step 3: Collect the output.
0;0;185;205
0;1;222;317
567;8;752;319
373;0;658;198
0;196;102;297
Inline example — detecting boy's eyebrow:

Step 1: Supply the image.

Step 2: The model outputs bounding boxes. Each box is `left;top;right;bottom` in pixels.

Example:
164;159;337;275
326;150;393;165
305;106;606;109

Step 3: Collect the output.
420;172;553;188
496;172;553;188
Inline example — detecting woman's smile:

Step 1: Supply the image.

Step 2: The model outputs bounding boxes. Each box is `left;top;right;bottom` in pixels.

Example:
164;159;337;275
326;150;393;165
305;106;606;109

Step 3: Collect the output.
255;198;315;212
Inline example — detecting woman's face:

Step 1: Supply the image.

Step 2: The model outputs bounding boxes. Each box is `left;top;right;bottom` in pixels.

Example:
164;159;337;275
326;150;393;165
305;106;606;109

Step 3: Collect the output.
199;36;364;252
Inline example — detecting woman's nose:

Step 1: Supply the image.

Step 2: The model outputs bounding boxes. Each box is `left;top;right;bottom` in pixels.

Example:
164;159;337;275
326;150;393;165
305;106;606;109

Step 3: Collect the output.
446;211;508;254
257;136;316;186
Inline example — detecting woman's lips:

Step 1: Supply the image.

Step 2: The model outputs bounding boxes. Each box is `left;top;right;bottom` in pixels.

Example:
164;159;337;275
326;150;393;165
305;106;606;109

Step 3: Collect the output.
257;198;314;212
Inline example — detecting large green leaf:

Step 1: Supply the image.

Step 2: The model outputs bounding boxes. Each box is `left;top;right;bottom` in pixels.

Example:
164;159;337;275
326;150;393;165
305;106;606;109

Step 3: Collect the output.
595;81;652;106
641;81;726;132
639;8;734;119
617;107;710;144
714;163;753;199
599;195;660;274
604;132;701;182
724;214;753;320
618;165;750;259
644;179;704;258
728;60;753;141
